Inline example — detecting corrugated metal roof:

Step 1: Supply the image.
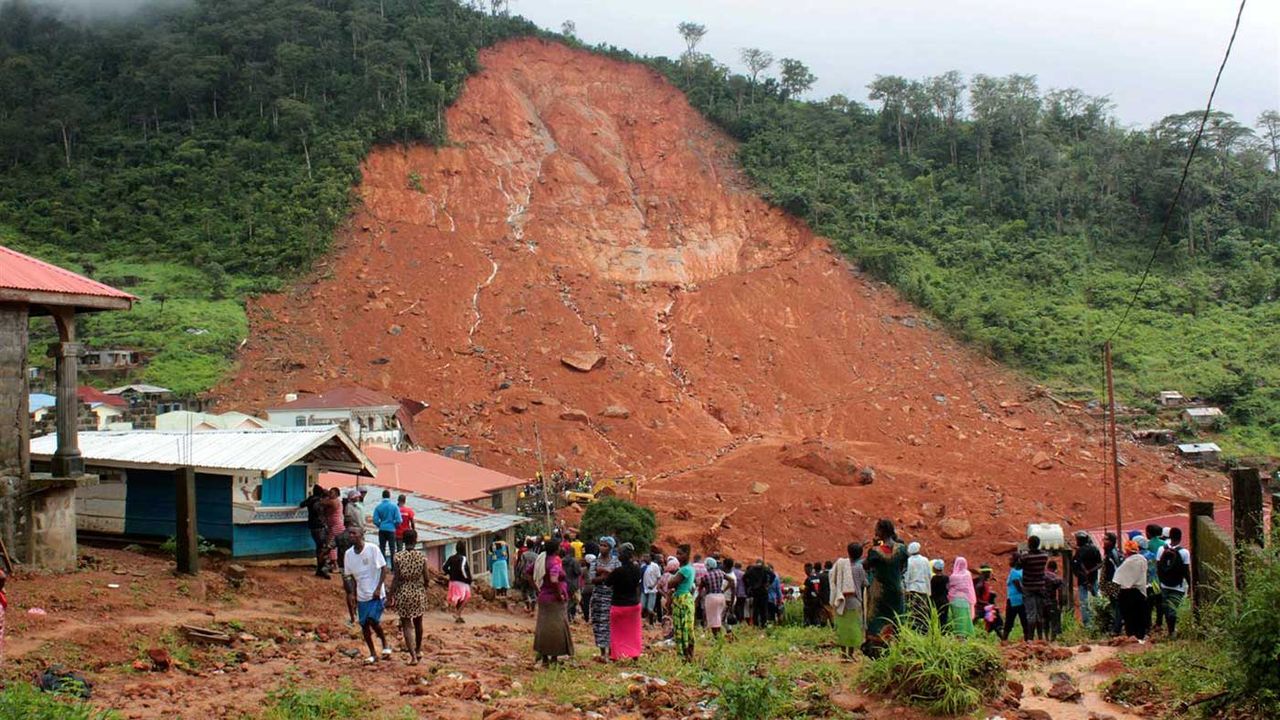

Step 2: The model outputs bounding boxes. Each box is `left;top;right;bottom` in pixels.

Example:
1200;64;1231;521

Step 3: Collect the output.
1183;407;1222;416
322;446;525;503
0;245;136;301
104;384;172;395
341;485;526;546
30;427;377;478
1177;443;1221;453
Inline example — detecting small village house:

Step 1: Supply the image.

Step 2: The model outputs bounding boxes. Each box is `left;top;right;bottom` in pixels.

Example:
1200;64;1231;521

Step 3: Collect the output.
344;446;526;513
105;383;187;418
1181;406;1225;428
265;386;423;450
156;410;275;431
80;347;142;373
1156;390;1186;407
1176;442;1221;467
30;427;376;557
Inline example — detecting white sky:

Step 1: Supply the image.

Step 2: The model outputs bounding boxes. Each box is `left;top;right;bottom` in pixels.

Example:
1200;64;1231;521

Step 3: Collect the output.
514;0;1280;128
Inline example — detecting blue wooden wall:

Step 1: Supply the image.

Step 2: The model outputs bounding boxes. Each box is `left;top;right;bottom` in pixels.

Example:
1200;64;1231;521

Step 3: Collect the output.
123;469;232;542
232;522;313;557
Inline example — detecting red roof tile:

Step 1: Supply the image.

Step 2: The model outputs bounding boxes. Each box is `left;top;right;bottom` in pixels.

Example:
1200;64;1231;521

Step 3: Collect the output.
78;386;127;408
320;446;526;503
0;245;136;304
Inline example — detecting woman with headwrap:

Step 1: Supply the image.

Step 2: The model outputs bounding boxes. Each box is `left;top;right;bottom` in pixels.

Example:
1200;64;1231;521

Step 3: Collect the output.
533;542;574;664
929;558;950;628
865;519;909;640
829;541;867;656
1113;539;1149;642
605;544;645;660
589;536;620;659
698;557;729;637
668;544;697;661
947;557;977;636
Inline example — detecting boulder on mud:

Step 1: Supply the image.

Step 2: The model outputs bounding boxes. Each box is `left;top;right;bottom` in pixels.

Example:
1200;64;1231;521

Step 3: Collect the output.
560;350;605;372
779;438;860;486
559;408;590;423
750;482;769;495
1155;482;1196;502
600;405;631;419
938;517;974;539
1032;451;1055;470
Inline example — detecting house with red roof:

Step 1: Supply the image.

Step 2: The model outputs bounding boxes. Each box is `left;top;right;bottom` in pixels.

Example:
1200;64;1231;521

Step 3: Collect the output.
322;446;526;512
265;386;423;451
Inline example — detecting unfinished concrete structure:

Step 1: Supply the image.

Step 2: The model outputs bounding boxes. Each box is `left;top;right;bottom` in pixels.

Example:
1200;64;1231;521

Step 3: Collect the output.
0;245;134;571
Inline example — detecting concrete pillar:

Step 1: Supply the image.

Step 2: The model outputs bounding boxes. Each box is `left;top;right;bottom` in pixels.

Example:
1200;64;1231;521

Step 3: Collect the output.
0;303;30;564
26;485;77;571
1188;501;1214;618
49;307;82;478
1231;467;1263;590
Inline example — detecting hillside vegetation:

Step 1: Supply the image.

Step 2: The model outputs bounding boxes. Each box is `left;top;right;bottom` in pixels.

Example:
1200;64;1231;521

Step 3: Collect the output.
1;1;1276;454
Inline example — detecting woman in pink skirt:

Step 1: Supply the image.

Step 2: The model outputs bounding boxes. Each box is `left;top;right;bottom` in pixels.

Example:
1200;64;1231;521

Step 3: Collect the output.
604;544;645;660
699;557;730;638
442;545;473;623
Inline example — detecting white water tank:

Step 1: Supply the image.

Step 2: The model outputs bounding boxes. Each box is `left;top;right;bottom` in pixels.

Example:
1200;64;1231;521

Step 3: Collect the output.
1027;523;1066;550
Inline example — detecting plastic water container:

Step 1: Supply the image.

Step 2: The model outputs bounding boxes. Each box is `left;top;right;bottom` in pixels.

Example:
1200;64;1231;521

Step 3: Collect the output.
1026;523;1066;550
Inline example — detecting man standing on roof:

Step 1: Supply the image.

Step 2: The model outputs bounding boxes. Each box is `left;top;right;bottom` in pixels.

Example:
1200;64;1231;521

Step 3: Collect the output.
373;490;402;570
342;528;392;664
394;494;415;555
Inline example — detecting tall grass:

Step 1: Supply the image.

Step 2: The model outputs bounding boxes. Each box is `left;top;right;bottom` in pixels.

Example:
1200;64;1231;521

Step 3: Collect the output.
0;683;118;720
257;681;364;720
860;611;1006;715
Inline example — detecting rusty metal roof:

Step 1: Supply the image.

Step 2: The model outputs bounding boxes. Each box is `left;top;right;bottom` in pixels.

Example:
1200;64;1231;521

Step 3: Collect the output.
340;485;526;545
0;245;136;310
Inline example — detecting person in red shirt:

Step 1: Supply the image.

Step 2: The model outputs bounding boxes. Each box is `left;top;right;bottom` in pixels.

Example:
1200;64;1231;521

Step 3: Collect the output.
394;494;415;553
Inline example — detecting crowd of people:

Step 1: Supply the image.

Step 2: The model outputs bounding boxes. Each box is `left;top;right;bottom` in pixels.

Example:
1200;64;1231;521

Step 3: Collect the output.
302;482;1193;666
517;469;594;516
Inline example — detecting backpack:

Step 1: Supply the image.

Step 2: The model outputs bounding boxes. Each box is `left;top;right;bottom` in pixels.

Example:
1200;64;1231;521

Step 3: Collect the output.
1157;545;1187;587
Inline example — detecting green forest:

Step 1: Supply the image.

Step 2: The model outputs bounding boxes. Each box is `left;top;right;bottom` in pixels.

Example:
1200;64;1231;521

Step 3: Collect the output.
0;0;1276;454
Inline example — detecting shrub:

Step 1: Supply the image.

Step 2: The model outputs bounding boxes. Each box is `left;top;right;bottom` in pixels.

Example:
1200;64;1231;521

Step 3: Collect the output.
860;610;1006;715
578;497;657;550
0;683;117;720
1222;546;1280;707
715;663;785;720
258;682;363;720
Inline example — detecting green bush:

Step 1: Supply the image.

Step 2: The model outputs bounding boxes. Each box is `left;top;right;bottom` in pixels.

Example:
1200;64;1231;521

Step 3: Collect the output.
0;683;117;720
860;610;1006;715
1223;546;1280;707
715;663;784;720
578;497;657;551
258;682;364;720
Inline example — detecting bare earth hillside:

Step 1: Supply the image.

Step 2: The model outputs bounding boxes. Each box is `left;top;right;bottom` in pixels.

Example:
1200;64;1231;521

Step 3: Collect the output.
219;38;1222;570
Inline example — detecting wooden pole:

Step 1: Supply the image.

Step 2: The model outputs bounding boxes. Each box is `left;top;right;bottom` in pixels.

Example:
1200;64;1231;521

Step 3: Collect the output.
532;421;551;533
1231;467;1263;590
1188;501;1214;618
1104;341;1122;539
175;466;199;575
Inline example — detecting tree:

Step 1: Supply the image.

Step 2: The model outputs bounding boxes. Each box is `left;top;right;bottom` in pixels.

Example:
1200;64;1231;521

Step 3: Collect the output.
677;21;706;59
560;20;576;39
579;498;657;551
778;58;815;100
1255;110;1279;172
739;47;773;104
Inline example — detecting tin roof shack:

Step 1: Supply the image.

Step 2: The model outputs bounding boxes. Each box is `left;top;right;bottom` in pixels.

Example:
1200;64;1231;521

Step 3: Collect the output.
1156;390;1187;407
341;486;526;577
1181;407;1225;428
1;244;135;570
1176;443;1221;467
30;427;376;558
105;384;192;427
266;387;422;451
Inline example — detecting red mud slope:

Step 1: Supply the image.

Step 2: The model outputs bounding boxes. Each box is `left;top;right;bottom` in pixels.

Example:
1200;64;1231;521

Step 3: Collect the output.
220;39;1222;568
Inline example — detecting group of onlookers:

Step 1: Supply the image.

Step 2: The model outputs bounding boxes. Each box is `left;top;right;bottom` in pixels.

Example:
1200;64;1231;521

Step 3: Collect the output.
1075;524;1191;643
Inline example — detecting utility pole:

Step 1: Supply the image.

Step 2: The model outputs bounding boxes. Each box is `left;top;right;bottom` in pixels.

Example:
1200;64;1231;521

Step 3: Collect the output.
533;421;552;533
1104;341;1122;540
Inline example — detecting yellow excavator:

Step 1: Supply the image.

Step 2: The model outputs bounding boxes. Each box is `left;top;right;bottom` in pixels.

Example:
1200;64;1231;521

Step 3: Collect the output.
564;475;638;504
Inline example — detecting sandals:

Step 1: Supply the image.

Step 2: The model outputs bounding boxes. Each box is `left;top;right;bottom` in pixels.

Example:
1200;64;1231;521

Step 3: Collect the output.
381;647;393;658
363;656;376;665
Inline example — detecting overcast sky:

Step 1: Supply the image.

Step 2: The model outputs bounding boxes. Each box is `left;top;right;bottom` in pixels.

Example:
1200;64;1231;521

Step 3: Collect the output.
514;0;1279;128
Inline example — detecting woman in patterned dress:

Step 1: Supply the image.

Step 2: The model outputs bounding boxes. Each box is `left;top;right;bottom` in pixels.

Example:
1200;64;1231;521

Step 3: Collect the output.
589;536;620;660
389;528;430;665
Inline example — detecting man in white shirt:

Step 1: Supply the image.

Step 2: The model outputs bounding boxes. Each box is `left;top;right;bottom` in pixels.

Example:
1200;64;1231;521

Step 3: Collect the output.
642;553;662;624
342;528;392;663
903;542;932;631
1153;526;1192;638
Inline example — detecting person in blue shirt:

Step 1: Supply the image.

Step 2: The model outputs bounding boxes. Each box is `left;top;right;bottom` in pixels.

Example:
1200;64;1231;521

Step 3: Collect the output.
1001;554;1028;641
372;489;403;570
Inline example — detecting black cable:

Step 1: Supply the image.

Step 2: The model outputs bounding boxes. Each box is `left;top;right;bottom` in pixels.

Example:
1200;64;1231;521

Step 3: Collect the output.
1105;0;1248;344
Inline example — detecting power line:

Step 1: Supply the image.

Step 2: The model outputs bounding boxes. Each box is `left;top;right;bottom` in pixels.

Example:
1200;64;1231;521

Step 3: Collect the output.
1105;0;1248;344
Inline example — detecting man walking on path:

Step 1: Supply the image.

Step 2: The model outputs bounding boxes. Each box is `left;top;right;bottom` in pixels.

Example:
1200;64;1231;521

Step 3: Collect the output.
373;490;402;570
1020;535;1050;640
342;528;392;664
1154;527;1191;637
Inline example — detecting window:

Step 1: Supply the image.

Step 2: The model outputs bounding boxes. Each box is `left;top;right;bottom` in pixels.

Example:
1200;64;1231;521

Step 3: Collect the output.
469;536;488;575
295;416;307;427
260;465;308;506
491;492;503;510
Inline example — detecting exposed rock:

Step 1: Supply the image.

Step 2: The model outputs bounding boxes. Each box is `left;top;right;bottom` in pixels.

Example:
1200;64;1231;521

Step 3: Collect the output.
1014;710;1053;720
387;324;403;336
859;467;876;485
1004;417;1029;431
750;482;769;494
779;438;859;486
509;402;527;414
1155;482;1196;502
938;517;973;539
559;408;589;423
828;691;866;713
600;405;631;419
921;502;945;518
146;647;173;672
1047;672;1081;702
786;544;806;556
560;350;605;372
1032;451;1055;470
